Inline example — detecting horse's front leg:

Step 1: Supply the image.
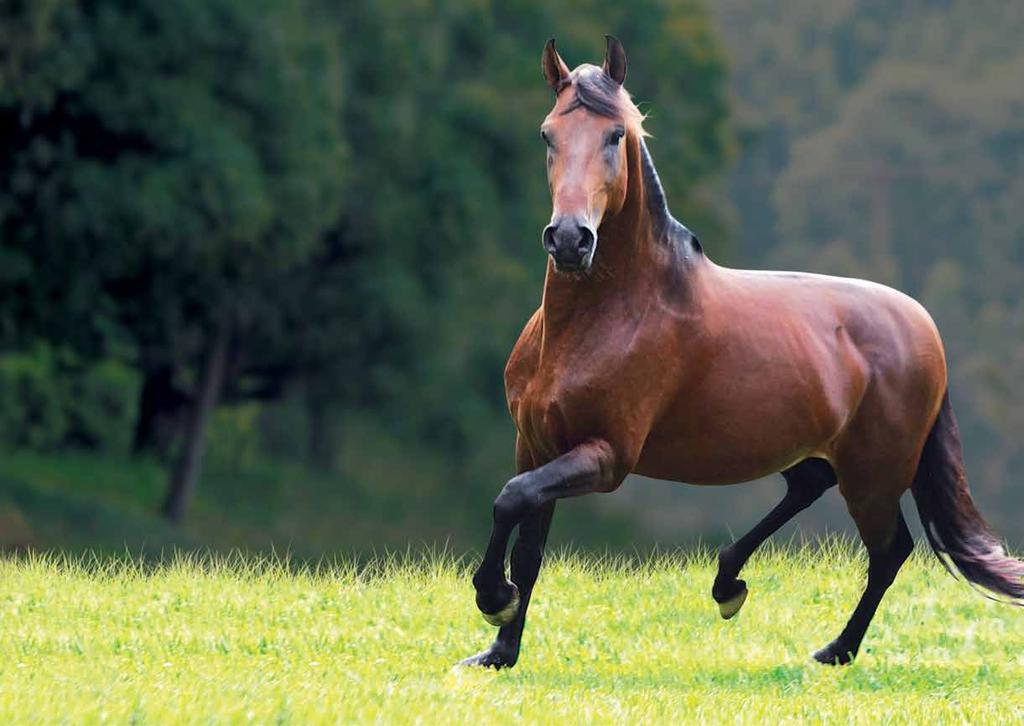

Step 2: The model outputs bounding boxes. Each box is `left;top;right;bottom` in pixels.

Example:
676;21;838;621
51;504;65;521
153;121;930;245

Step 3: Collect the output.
459;502;555;669
462;439;618;669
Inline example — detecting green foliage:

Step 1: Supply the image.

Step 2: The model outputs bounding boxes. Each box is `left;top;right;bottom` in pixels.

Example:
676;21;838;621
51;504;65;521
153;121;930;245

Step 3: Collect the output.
0;0;351;514
0;0;82;112
0;547;1022;722
0;346;138;452
0;347;67;449
205;403;262;471
0;0;735;523
0;0;347;393
62;356;140;453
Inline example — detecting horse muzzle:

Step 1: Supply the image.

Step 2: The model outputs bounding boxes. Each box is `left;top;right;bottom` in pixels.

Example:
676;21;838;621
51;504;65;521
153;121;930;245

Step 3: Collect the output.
543;220;597;272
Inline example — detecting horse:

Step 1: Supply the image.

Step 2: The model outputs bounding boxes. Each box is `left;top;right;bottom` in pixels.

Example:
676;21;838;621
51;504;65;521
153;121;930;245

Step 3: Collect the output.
460;36;1024;670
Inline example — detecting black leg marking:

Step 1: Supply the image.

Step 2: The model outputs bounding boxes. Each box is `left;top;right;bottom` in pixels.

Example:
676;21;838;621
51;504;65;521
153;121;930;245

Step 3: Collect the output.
464;440;616;669
713;458;836;618
460;502;556;669
813;508;914;665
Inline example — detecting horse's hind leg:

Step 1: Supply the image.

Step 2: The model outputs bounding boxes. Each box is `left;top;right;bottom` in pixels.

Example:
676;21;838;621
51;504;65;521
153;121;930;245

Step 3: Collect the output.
713;458;836;618
813;500;914;665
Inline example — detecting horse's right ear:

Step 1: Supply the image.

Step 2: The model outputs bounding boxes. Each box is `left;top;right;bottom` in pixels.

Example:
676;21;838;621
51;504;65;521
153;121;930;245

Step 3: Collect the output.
542;38;570;92
603;35;627;85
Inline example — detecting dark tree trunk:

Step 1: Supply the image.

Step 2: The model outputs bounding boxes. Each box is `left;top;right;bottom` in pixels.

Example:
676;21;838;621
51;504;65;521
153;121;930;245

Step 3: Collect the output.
133;365;185;457
161;321;230;523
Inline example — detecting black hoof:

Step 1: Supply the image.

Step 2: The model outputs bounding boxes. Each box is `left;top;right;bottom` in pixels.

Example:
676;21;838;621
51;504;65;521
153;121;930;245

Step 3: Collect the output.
458;643;518;670
712;578;748;620
476;580;520;627
812;640;856;666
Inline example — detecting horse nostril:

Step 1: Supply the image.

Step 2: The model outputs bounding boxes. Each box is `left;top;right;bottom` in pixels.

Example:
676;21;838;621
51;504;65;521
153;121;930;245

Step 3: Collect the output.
542;226;557;254
577;227;594;254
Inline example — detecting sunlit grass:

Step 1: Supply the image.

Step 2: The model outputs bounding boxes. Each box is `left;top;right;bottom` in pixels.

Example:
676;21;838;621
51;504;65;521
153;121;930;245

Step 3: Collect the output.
1;541;1022;724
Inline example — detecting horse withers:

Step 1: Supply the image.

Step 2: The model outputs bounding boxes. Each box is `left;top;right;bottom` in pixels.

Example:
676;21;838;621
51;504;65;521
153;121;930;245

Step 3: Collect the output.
462;36;1024;670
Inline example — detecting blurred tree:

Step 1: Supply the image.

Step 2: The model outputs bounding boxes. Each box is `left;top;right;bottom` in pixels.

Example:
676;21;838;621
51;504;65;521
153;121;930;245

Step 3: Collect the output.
0;0;733;527
0;0;347;520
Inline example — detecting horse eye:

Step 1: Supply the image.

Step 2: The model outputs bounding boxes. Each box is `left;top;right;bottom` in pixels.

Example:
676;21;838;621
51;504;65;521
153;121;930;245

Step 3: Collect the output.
608;129;625;147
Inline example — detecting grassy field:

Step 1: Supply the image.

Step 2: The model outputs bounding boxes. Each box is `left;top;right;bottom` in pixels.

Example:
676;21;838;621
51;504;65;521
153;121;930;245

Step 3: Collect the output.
1;543;1023;724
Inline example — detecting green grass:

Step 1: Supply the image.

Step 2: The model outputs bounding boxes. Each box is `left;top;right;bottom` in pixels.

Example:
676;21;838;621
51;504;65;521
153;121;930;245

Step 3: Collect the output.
1;542;1022;724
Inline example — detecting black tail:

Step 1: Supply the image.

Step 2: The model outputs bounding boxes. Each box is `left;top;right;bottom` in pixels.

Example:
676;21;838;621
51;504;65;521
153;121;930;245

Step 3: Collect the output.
911;390;1024;602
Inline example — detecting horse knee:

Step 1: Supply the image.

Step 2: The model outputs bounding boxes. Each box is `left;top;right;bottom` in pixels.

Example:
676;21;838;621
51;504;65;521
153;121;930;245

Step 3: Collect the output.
493;474;537;525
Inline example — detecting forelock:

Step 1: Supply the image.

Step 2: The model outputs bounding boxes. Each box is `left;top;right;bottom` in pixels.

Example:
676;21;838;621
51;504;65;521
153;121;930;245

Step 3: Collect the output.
559;65;647;136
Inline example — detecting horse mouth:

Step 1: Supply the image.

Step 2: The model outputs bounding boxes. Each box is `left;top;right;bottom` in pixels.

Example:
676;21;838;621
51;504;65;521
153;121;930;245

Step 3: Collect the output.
553;260;591;274
551;246;597;275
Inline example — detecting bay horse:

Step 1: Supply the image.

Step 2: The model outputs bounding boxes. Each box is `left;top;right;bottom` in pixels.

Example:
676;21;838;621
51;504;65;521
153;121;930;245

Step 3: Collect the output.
462;36;1024;669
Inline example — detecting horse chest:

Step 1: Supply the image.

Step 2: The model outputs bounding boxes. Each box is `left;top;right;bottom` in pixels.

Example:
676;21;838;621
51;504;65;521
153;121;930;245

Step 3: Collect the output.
505;304;668;461
510;377;575;456
508;346;621;459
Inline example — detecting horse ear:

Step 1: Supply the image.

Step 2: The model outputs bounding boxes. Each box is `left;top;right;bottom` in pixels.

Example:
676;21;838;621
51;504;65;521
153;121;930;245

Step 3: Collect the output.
542;38;570;92
603;35;627;85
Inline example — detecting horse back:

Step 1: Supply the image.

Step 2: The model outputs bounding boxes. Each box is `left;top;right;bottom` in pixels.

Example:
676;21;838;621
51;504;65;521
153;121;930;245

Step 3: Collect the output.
637;266;946;483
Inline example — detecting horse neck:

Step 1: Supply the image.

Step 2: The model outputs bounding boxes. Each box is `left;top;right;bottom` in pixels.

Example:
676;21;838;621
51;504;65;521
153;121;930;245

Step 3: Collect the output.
540;133;697;328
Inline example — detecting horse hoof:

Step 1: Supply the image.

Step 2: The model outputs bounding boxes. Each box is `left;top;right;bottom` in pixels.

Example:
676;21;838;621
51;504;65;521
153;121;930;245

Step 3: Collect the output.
481;583;520;627
457;643;518;670
812;640;856;666
717;583;748;620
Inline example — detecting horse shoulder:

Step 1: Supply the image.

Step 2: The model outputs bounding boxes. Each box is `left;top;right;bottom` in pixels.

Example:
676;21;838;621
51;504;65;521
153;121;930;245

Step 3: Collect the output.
504;308;543;415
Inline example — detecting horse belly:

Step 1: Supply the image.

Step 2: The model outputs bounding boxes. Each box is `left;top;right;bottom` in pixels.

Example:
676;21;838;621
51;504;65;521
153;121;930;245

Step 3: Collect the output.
634;421;822;485
634;351;862;485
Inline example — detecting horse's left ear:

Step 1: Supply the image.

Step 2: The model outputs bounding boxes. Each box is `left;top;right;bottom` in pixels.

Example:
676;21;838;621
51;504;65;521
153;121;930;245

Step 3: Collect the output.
603;35;627;85
542;39;571;92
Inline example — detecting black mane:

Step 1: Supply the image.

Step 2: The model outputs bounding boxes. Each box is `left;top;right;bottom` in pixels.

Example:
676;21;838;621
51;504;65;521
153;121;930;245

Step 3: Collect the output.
639;137;702;255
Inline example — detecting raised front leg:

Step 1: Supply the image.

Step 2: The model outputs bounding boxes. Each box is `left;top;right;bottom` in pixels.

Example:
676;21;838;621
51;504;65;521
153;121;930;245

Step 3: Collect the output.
713;458;836;618
460;502;556;669
463;440;618;669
